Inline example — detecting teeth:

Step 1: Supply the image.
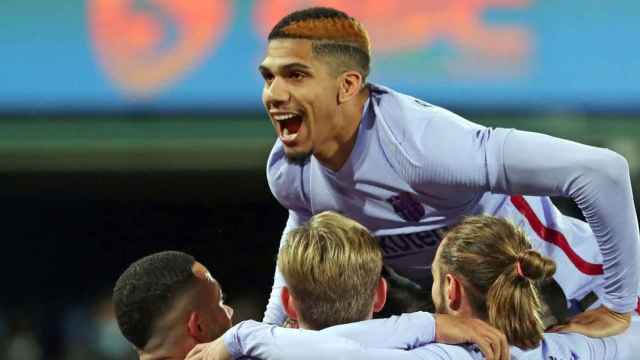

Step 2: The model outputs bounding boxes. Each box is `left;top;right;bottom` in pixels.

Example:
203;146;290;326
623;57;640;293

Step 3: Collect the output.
273;113;297;121
283;128;290;136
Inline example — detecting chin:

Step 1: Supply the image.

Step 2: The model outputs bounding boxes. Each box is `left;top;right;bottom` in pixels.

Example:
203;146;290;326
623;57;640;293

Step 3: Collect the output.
284;149;311;165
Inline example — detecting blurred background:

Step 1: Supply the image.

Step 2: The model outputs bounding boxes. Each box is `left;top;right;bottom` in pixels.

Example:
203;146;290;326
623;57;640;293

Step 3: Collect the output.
1;1;639;359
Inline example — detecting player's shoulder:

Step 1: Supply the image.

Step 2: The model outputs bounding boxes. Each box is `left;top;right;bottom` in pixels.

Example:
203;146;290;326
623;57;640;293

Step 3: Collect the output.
369;83;487;175
266;140;309;211
370;83;483;137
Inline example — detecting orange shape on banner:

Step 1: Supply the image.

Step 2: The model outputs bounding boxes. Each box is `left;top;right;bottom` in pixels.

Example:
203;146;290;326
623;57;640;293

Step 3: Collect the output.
89;0;231;97
254;0;530;63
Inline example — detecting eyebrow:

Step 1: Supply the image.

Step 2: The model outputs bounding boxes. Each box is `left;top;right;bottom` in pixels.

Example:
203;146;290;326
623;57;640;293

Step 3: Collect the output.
258;62;312;74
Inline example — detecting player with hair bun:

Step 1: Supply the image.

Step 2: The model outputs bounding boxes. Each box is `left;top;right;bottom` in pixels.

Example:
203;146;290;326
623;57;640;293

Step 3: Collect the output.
186;215;640;360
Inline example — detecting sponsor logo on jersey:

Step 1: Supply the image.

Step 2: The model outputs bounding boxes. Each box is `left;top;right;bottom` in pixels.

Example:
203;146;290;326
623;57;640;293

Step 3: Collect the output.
386;192;426;222
377;229;442;259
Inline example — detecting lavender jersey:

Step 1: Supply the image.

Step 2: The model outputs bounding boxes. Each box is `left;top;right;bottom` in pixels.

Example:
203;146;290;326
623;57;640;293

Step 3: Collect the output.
264;83;640;325
224;314;640;360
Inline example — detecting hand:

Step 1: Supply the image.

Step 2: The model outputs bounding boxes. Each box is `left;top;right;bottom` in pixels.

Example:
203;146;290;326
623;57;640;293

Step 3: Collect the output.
185;337;232;360
548;305;631;337
283;317;299;328
435;314;509;360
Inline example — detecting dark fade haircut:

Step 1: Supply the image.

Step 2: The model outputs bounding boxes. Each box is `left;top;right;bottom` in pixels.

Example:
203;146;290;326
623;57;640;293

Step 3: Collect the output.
268;7;371;79
375;265;434;319
113;251;197;349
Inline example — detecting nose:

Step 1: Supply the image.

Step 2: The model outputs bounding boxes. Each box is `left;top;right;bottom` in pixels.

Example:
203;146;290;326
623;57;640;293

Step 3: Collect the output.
264;77;290;108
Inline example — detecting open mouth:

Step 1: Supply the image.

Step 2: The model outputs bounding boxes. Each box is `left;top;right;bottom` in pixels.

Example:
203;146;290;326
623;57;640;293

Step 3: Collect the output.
274;113;303;141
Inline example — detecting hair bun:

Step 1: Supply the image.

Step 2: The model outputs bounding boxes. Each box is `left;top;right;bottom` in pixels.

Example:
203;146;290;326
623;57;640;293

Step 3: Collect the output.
516;249;556;281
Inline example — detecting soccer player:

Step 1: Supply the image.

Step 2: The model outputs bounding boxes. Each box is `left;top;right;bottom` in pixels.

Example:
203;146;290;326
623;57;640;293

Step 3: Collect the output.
112;251;234;360
115;250;506;360
258;7;640;335
187;213;640;360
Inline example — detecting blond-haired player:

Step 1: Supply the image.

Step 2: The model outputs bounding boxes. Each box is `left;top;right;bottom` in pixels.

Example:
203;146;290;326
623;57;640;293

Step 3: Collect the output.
186;214;639;360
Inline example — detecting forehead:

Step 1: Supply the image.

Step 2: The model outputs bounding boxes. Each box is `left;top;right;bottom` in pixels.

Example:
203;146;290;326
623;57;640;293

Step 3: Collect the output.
260;39;316;69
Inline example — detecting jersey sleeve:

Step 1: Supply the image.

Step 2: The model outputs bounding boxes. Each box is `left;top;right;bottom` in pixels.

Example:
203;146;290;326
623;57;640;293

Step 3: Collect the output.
540;318;640;360
489;129;639;313
223;320;448;360
320;312;436;349
262;210;310;325
401;106;638;313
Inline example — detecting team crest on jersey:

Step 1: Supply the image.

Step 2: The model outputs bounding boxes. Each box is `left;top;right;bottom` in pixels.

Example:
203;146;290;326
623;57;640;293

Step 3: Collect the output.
386;192;425;222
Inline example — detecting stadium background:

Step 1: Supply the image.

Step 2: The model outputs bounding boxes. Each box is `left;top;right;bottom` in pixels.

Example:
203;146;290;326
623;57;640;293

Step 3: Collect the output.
1;1;639;359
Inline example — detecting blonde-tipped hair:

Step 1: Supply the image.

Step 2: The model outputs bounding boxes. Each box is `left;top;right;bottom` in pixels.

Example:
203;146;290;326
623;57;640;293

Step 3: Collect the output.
268;7;371;78
278;211;383;330
439;216;556;349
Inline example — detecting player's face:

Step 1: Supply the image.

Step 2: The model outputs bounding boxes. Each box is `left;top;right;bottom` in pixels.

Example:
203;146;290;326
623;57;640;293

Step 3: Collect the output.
192;262;234;341
431;239;449;315
259;39;341;163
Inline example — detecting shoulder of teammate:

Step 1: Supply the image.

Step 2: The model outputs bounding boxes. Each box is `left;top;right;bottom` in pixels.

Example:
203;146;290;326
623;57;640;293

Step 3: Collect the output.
371;83;503;189
266;140;309;212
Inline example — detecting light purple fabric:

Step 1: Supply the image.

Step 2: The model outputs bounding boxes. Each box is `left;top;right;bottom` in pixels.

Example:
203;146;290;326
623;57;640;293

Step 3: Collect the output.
263;83;639;324
225;313;640;360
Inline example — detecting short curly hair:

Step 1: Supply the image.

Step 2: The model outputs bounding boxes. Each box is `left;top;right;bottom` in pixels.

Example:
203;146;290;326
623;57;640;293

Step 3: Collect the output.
112;251;197;349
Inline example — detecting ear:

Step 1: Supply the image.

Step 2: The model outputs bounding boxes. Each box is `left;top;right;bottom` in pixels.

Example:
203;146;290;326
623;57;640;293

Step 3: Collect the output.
445;274;463;311
186;311;207;343
372;277;388;313
337;70;363;104
281;286;299;321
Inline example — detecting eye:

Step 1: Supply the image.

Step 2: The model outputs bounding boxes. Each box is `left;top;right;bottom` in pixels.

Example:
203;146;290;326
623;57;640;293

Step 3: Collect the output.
290;71;306;80
261;71;274;84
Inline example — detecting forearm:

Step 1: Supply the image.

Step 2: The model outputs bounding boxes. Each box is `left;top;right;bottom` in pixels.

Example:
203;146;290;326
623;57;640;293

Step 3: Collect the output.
321;312;436;349
223;321;427;360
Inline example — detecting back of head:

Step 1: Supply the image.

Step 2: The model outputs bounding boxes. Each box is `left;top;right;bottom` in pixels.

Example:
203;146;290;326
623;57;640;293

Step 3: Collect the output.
113;251;196;350
375;265;434;318
278;211;383;329
268;7;371;79
439;216;556;349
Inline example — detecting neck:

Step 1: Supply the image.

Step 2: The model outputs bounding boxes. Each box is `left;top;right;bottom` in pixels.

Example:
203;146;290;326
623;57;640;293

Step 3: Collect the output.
140;322;194;360
314;87;369;172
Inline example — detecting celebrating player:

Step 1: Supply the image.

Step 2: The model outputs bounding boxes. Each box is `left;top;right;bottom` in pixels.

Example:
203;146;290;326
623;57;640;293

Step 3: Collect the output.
187;213;640;360
258;7;639;335
113;249;509;360
112;251;234;360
